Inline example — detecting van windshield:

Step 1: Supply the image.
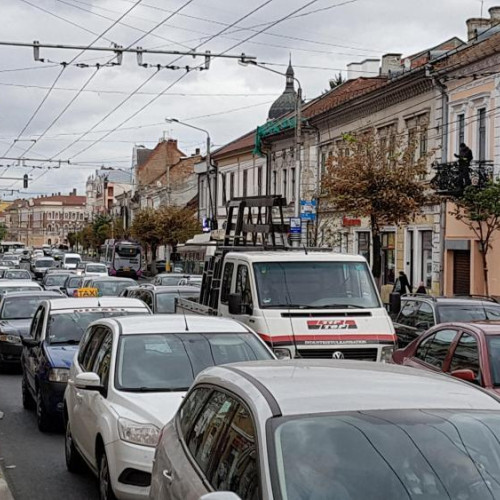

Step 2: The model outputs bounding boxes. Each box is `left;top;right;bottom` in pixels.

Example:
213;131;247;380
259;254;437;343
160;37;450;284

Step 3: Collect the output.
253;261;380;309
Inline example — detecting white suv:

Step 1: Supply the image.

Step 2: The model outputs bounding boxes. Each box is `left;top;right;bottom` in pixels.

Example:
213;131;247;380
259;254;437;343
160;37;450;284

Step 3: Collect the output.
63;315;275;500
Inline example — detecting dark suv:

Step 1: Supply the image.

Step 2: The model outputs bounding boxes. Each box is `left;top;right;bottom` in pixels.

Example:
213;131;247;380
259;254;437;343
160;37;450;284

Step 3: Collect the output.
393;295;500;348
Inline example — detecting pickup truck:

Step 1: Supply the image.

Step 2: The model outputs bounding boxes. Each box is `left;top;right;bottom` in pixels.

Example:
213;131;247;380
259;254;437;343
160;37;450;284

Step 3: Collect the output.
177;250;396;362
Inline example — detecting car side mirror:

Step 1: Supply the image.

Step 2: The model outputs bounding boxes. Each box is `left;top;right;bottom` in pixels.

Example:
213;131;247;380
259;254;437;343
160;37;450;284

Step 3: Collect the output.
450;369;476;383
21;336;40;348
199;494;242;500
415;321;431;330
75;372;103;392
228;293;242;315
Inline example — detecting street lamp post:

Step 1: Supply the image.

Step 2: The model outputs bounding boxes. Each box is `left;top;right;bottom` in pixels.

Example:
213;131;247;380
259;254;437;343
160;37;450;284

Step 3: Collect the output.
239;57;303;245
165;118;216;229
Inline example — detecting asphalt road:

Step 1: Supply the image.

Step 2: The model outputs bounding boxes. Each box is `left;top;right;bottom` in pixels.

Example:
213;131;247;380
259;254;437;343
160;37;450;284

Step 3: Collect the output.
0;370;99;500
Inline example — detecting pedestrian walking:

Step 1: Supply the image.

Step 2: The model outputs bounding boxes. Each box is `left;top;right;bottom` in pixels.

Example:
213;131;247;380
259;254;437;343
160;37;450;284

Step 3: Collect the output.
393;271;412;295
416;282;427;294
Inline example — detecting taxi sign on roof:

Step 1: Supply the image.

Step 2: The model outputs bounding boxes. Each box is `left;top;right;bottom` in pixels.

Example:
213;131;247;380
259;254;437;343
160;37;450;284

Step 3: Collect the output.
75;287;99;298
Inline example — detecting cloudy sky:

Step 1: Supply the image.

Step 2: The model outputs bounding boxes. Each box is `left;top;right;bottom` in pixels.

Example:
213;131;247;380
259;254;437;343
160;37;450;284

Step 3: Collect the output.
0;0;495;198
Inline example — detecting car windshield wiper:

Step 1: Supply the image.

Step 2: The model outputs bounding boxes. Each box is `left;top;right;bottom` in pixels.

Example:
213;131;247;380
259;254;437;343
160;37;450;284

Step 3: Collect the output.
49;339;80;345
319;304;367;309
122;387;188;393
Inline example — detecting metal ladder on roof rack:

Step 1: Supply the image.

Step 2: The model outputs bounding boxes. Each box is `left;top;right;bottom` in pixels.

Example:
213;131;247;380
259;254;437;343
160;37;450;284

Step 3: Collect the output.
199;195;289;308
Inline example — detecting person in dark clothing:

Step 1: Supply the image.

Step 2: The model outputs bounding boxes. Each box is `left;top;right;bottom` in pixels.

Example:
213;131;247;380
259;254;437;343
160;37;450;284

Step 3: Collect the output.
393;271;412;295
416;282;427;294
454;143;473;191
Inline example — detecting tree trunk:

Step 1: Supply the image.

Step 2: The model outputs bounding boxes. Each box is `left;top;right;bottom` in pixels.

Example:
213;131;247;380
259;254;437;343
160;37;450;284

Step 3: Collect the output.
481;245;490;296
151;244;158;276
370;215;382;282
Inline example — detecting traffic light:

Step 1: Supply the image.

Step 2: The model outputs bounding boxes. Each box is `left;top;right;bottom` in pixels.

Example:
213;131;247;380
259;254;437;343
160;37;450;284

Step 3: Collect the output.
23;174;28;189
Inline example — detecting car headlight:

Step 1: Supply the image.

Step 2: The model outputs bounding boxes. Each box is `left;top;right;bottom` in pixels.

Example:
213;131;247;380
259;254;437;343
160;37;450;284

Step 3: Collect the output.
0;334;21;344
48;368;70;383
118;417;160;447
380;345;394;363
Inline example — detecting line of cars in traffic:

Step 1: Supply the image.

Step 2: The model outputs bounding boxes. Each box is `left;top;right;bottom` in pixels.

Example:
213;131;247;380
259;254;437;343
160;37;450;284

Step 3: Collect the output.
4;245;500;499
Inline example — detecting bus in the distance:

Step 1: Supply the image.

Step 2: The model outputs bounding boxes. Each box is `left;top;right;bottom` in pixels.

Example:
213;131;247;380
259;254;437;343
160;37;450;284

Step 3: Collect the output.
0;241;25;253
101;239;143;278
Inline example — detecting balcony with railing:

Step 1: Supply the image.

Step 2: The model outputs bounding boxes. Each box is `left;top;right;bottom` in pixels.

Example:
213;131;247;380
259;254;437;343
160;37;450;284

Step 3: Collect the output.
431;160;494;197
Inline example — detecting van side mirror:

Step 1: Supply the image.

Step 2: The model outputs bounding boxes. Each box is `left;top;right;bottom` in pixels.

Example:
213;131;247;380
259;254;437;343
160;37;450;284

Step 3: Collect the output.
389;292;401;316
228;293;242;315
21;336;40;348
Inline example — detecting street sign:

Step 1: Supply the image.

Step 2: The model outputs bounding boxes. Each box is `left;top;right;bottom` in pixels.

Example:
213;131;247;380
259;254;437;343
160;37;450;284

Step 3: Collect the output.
300;199;317;220
289;217;302;234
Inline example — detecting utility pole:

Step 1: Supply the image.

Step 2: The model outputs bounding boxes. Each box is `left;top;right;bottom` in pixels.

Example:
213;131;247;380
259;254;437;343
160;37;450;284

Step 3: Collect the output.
165;118;216;228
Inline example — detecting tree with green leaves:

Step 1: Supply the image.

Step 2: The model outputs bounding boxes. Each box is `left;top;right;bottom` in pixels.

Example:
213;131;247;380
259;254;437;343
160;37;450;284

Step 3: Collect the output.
157;205;200;270
322;128;434;283
450;181;500;296
130;208;163;275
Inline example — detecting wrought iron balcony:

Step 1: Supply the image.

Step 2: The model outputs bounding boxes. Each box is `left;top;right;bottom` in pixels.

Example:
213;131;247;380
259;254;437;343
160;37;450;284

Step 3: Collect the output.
431;160;494;197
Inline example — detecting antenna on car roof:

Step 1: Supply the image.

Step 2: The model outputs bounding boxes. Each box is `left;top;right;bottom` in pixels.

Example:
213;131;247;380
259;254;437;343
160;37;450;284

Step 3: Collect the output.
176;289;189;332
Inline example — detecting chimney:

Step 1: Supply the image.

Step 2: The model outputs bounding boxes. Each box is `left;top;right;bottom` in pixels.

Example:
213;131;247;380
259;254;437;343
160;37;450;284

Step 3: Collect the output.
347;62;362;80
466;17;490;40
380;53;402;76
195;148;201;156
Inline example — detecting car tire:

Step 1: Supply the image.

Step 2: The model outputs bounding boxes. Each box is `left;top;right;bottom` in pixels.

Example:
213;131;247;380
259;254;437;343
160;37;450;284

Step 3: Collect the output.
22;374;35;410
99;451;116;500
65;419;83;473
36;390;51;432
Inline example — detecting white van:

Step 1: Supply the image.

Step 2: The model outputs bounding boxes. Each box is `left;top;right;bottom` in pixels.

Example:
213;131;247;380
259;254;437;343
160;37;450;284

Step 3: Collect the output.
62;253;81;270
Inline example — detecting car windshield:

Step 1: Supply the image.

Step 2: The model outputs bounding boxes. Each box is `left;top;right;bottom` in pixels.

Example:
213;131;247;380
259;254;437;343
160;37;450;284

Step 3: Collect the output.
155;291;198;313
94;280;136;296
47;309;144;344
271;409;500;500
4;270;31;280
0;286;40;295
1;296;53;319
159;276;184;286
36;260;54;268
439;304;500;322
253;261;380;309
65;257;80;265
487;336;500;386
44;275;69;286
116;332;272;391
86;265;107;273
66;277;83;288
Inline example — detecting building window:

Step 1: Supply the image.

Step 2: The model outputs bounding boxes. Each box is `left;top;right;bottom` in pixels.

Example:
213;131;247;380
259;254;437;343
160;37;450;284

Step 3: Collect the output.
230;172;235;200
282;169;287;200
478;108;486;162
272;170;277;195
356;231;370;264
243;170;248;198
221;173;227;205
419;128;428;158
291;167;296;201
458;113;465;149
320;152;327;177
381;232;396;285
421;230;433;289
257;167;262;196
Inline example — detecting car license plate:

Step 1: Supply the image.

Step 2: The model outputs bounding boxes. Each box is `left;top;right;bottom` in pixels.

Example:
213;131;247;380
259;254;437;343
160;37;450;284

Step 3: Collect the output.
124;267;130;271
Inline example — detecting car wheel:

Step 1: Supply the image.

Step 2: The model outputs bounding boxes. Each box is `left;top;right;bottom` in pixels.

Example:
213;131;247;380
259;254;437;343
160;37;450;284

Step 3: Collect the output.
22;374;35;410
65;419;83;473
99;451;116;500
36;390;51;432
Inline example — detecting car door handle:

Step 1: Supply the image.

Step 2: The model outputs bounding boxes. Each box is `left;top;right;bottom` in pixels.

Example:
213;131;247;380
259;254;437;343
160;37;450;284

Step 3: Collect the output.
162;469;173;482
